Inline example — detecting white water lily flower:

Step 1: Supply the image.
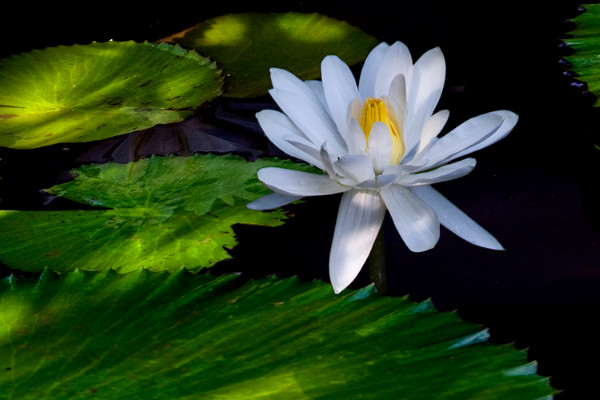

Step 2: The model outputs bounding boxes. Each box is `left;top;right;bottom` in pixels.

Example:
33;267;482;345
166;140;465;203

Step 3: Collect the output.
248;41;518;294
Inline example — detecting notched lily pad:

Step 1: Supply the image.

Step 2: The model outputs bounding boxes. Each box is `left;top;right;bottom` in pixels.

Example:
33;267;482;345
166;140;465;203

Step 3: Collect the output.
163;12;378;98
0;41;223;149
565;4;600;104
0;269;555;399
0;154;315;274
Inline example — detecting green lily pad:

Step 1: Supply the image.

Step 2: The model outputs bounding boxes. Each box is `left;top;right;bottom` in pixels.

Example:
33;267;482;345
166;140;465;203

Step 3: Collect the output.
565;4;600;105
0;41;223;149
0;269;555;399
164;12;378;98
0;154;313;273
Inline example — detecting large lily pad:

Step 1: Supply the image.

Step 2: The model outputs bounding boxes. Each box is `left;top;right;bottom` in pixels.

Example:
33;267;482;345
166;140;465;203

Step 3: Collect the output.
0;41;223;149
163;12;378;98
0;268;554;399
565;4;600;105
0;154;313;273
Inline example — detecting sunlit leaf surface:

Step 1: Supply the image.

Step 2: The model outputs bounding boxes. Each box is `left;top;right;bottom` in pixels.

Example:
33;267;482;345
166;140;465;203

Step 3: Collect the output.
0;41;223;149
163;12;378;98
0;154;312;273
0;269;554;399
566;4;600;105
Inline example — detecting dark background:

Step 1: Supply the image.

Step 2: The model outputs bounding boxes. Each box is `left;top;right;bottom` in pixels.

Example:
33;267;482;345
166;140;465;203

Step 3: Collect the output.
1;2;599;398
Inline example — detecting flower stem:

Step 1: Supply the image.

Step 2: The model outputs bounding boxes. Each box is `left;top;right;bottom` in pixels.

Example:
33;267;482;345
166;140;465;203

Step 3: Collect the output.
368;226;387;295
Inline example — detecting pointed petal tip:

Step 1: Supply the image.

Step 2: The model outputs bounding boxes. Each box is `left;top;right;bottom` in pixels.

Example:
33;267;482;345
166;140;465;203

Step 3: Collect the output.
255;167;269;181
330;275;351;294
492;110;519;128
247;192;303;210
498;109;519;118
406;237;439;253
329;259;361;295
268;68;287;84
246;198;271;211
487;241;505;251
413;45;445;68
269;67;287;75
321;55;349;74
246;201;260;210
255;108;275;120
389;41;410;51
471;239;505;251
322;54;341;62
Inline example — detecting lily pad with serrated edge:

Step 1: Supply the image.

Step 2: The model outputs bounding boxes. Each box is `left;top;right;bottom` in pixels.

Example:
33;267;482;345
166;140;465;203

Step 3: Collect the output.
163;12;379;98
0;268;556;399
0;41;223;149
0;154;316;274
565;4;600;105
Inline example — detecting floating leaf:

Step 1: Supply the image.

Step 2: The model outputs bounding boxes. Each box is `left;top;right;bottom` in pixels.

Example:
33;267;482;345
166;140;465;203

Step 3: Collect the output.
0;269;555;399
163;12;378;98
565;4;600;105
0;154;313;273
0;41;223;149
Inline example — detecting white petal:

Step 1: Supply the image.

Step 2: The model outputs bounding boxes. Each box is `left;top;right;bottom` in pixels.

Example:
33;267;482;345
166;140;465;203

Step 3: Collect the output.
256;109;309;142
366;121;393;174
358;42;389;100
284;139;356;187
271;67;313;94
345;118;367;154
374;42;413;99
347;98;363;128
329;189;386;293
396;158;476;186
247;193;302;210
269;88;346;154
417;109;450;154
282;135;324;169
319;142;338;179
412;185;504;250
322;55;361;134
408;111;505;169
333;154;375;184
380;185;440;252
387;74;407;129
450;110;518;160
256;110;322;167
257;167;349;196
270;68;332;133
305;80;328;108
403;47;446;154
354;174;396;189
388;74;407;105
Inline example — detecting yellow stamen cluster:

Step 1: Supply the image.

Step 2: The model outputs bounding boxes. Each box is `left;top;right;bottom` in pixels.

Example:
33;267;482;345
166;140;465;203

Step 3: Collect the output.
360;98;405;165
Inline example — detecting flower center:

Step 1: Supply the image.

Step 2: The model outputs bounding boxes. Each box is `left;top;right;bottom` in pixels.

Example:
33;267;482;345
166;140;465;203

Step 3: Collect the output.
360;98;404;164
